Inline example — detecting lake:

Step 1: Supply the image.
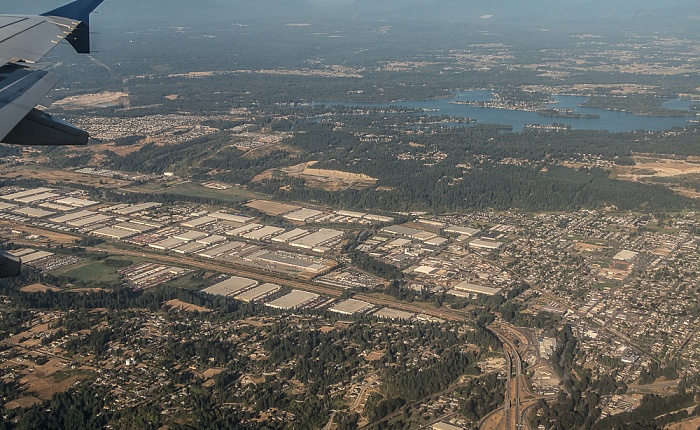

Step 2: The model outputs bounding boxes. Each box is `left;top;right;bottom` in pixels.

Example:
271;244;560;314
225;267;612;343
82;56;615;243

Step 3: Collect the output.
313;90;698;133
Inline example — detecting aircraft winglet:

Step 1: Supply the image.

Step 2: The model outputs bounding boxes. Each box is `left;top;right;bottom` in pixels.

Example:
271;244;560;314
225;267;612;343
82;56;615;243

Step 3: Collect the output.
42;0;106;54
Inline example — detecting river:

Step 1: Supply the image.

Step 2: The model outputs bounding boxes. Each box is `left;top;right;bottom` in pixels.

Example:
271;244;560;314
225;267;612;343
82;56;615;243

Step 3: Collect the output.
313;90;698;133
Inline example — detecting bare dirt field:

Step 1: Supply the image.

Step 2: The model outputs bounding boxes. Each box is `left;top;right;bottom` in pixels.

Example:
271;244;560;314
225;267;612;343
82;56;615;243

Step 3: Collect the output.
284;161;377;191
164;299;211;313
665;416;700;430
20;284;61;293
5;396;42;409
2;224;79;244
245;199;301;216
53;92;128;109
20;359;92;401
613;157;700;181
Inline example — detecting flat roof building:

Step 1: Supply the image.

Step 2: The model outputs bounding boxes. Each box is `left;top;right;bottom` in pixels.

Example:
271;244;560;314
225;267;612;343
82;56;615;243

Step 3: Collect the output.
329;299;374;315
453;281;501;296
181;216;216;229
243;225;285;241
198;241;245;258
445;225;480;236
209;211;255;224
235;283;281;303
174;230;209;242
51;210;96;224
202;276;258;296
289;229;343;250
227;223;262;237
91;227;137;240
2;187;53;201
67;214;111;227
149;237;188;251
15;192;60;204
382;225;437;241
13;207;55;218
55;197;99;207
469;238;502;250
374;308;415;320
266;290;319;309
113;202;162;215
272;228;309;243
283;208;324;222
172;242;207;254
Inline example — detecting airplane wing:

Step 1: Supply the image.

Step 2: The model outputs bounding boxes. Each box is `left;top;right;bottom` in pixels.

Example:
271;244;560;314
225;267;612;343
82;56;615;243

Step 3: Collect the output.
0;0;105;147
0;0;105;278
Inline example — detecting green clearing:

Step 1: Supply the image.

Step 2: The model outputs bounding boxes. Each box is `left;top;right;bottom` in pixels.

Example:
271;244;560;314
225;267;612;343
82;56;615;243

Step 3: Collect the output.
123;182;264;204
593;282;615;290
56;260;122;284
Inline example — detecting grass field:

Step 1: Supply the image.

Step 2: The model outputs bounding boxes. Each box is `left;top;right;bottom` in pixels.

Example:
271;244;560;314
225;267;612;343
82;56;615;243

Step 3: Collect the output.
55;260;122;284
123;182;263;204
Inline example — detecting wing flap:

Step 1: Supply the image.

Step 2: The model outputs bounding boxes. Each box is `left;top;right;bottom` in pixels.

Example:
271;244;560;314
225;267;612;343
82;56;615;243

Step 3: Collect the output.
0;15;79;65
0;66;61;142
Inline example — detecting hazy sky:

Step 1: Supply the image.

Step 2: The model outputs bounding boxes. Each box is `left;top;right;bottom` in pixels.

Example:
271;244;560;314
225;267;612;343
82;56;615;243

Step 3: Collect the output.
4;0;699;29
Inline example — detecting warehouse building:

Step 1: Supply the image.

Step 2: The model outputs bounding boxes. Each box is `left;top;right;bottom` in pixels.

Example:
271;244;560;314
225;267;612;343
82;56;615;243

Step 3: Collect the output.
272;228;309;243
468;238;502;250
209;211;255;224
202;276;258;296
283;208;324;222
289;229;343;250
181;216;216;229
13;207;55;218
374;308;415;321
243;225;285;241
2;187;54;201
227;223;262;236
381;225;437;241
91;226;137;240
329;299;374;315
453;281;501;296
198;241;245;258
266;290;319;309
112;202;162;215
235;283;281;303
55;197;98;207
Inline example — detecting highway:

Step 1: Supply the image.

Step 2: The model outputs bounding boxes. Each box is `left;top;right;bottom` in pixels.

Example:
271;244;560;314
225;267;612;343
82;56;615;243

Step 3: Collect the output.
86;244;472;323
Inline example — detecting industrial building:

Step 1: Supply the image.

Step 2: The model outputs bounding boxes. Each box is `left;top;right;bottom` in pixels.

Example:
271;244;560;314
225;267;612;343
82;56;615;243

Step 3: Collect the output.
329;299;374;315
112;202;162;215
1;187;54;201
272;228;309;243
149;237;188;251
92;226;137;240
51;210;97;224
468;238;502;250
198;241;245;258
202;276;258;296
15;192;59;204
227;223;262;237
209;211;255;224
374;308;415;320
234;283;281;303
13;207;55;218
452;281;502;296
242;225;285;241
55;197;98;207
266;290;319;309
381;225;437;241
181;216;216;229
288;229;343;250
283;208;324;222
